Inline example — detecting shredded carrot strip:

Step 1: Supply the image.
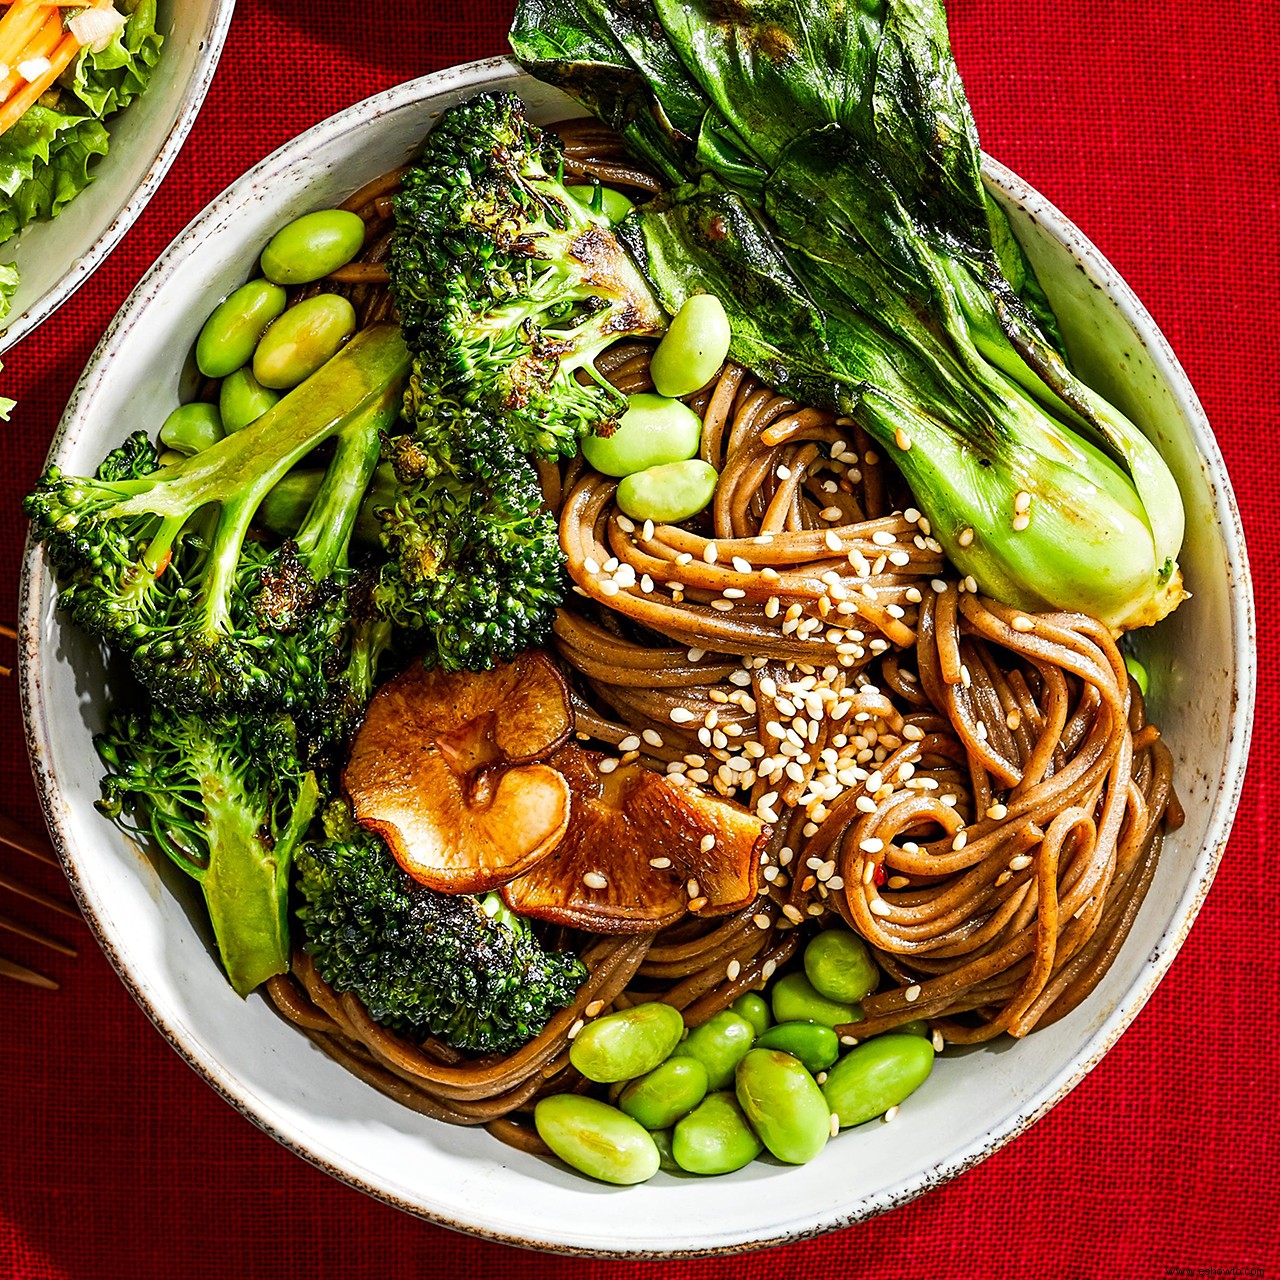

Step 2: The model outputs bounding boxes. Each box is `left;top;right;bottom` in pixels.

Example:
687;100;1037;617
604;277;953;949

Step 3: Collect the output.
0;1;48;71
0;9;58;103
0;29;81;137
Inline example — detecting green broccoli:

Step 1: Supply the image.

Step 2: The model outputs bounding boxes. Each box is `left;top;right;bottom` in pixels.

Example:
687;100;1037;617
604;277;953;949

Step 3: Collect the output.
96;702;320;996
389;91;665;459
25;325;411;713
296;804;587;1054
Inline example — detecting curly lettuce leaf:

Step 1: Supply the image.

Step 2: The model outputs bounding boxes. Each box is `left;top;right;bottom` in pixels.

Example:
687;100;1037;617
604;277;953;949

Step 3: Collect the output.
69;0;162;118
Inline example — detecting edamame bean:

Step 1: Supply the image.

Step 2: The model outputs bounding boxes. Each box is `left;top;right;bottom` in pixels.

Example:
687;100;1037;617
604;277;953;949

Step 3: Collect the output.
568;1001;684;1084
253;294;357;390
672;1091;763;1175
1124;654;1149;697
581;393;702;478
615;458;718;524
896;1019;930;1038
678;1010;756;1090
219;367;280;433
568;182;635;224
821;1034;935;1129
803;927;879;1004
533;1094;660;1185
754;1021;839;1073
731;992;772;1038
260;209;366;286
770;971;864;1029
619;1055;709;1130
195;279;287;379
159;402;224;456
735;1048;830;1165
650;1126;681;1174
650;294;731;398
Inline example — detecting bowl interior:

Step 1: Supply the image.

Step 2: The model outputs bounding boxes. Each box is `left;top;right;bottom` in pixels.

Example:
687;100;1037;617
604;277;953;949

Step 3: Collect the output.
19;58;1254;1256
0;0;235;352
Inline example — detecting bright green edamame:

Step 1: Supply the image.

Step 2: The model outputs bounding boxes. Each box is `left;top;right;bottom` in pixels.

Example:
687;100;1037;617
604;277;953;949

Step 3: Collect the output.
770;971;864;1029
822;1034;935;1129
159;402;224;456
755;1021;839;1073
533;1094;660;1185
803;927;879;1004
735;1048;831;1165
731;992;772;1038
650;294;731;399
260;209;366;285
568;182;635;224
581;393;702;478
253;294;357;390
195;279;287;379
219;367;280;433
672;1091;763;1175
568;1001;684;1084
650;1126;681;1174
1124;654;1150;697
895;1019;930;1038
678;1010;756;1090
619;1055;708;1130
616;459;718;524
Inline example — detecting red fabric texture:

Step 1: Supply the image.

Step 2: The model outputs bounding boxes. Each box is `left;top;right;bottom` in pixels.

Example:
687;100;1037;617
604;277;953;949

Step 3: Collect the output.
0;2;1275;1276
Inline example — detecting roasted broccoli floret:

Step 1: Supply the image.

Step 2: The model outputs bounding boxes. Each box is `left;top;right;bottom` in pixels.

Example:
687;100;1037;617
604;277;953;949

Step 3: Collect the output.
96;701;320;996
296;805;587;1054
389;91;665;458
25;326;410;713
369;430;563;672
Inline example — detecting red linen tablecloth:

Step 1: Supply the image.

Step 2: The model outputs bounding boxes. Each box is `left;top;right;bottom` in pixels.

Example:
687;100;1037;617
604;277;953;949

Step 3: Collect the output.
1;3;1275;1276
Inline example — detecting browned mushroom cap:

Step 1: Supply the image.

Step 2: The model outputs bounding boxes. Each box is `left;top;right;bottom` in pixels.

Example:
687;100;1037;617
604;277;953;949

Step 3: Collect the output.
501;745;769;933
344;652;574;893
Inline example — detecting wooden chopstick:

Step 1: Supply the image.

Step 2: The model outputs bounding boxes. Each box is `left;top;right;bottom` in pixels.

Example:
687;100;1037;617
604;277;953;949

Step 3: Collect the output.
0;811;58;866
0;909;76;956
0;955;57;990
0;868;79;919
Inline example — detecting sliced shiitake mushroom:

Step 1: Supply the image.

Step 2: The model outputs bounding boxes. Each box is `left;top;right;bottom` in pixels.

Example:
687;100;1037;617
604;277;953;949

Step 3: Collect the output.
344;652;574;893
502;745;769;933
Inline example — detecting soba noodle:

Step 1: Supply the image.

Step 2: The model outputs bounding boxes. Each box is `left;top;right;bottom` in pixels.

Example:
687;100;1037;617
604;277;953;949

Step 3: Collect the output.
264;122;1181;1150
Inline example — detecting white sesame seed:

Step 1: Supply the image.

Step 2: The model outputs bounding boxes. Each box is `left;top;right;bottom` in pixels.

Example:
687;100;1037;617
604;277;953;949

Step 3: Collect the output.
597;758;619;774
883;1105;899;1123
1010;855;1033;871
568;1019;585;1040
599;580;620;596
640;574;654;593
711;599;735;612
829;1112;841;1137
951;831;968;851
860;837;884;854
1014;491;1032;514
1012;513;1031;532
869;898;891;917
1012;615;1035;633
703;543;719;564
726;959;741;981
616;515;636;532
957;527;974;547
584;556;601;575
887;875;910;890
643;519;655;541
871;530;895;547
762;959;778;980
776;464;793;480
676;552;693;566
964;575;978;594
932;1029;945;1051
642;728;664;747
820;506;843;522
723;587;746;599
583;871;608;890
825;530;844;553
617;735;640;752
931;578;948;594
669;707;696;725
889;550;911;567
754;913;772;930
986;803;1009;820
782;903;804;924
700;834;717;854
731;556;752;574
687;877;701;898
904;984;922;1003
650;856;672;869
585;1000;605;1017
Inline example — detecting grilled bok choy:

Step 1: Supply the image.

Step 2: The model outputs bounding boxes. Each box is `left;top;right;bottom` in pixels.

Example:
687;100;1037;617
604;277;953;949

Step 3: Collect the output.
510;0;1187;630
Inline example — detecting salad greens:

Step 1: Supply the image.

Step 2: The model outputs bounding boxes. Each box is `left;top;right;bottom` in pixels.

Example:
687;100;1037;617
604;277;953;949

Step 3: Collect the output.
0;0;162;326
510;0;1187;630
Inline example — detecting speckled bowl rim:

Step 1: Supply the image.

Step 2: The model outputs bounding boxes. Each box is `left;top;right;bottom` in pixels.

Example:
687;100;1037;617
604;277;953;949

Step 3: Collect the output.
18;56;1257;1257
0;0;237;354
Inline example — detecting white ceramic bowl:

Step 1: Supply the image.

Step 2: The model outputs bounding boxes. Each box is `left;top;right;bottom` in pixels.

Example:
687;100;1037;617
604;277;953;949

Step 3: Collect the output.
0;0;235;353
19;58;1255;1256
